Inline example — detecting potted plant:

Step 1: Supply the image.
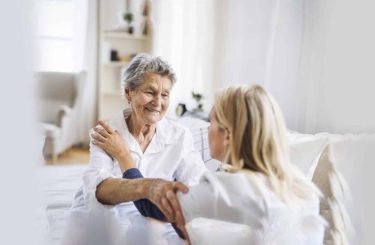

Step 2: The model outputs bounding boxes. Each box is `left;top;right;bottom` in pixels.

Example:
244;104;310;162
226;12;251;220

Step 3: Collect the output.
192;92;204;112
122;12;134;34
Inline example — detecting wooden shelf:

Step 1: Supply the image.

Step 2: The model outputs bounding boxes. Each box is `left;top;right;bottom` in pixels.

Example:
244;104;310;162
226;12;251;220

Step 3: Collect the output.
102;31;148;40
99;3;152;120
102;90;121;96
102;61;130;68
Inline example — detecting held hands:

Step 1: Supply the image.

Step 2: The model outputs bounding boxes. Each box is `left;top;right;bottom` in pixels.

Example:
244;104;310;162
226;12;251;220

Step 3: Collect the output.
91;120;134;171
145;179;190;242
92;121;191;242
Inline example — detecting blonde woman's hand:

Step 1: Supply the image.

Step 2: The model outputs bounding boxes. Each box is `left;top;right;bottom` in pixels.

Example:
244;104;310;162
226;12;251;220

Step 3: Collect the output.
91;120;134;171
144;179;188;221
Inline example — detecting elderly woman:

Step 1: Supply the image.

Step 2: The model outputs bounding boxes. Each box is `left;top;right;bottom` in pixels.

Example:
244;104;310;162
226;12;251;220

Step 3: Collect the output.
63;54;206;245
94;84;325;244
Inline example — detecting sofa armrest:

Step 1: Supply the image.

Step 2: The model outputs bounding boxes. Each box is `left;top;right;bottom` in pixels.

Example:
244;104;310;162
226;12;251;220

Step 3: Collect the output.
57;105;73;127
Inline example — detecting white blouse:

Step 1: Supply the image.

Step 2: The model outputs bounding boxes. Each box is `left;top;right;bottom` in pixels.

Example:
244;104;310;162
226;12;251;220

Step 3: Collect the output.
63;109;207;245
178;171;325;245
83;109;207;206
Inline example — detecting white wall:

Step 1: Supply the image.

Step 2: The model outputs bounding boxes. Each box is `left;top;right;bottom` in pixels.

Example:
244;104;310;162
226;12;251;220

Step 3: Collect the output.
212;0;375;134
311;0;375;134
213;0;308;131
213;0;274;88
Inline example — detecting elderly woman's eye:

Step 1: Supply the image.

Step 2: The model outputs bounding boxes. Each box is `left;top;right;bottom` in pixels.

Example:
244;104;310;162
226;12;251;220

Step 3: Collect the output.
162;93;169;97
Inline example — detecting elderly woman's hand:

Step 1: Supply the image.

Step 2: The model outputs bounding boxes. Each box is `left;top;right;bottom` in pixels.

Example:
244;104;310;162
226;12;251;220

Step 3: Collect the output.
91;120;134;172
144;178;188;219
144;178;190;241
92;122;191;240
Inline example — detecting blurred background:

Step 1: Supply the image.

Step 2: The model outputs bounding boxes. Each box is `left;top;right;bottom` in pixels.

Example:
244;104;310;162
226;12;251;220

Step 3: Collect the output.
32;0;375;164
1;0;374;244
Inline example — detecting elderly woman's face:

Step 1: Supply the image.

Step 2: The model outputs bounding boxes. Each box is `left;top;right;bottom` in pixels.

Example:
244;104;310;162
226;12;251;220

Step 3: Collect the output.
127;73;172;125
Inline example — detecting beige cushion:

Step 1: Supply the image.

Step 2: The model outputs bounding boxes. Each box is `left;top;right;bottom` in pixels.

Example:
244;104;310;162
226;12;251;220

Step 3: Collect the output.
312;146;335;242
312;136;370;244
312;146;334;210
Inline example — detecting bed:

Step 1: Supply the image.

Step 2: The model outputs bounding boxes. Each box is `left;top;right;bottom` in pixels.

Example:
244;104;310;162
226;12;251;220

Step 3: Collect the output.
40;164;88;244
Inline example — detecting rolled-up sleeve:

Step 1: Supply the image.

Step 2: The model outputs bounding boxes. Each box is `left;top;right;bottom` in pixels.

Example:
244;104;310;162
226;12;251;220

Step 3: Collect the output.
82;128;116;207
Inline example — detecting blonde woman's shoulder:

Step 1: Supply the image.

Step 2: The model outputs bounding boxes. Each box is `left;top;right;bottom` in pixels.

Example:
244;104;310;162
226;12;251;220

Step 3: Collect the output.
202;170;268;204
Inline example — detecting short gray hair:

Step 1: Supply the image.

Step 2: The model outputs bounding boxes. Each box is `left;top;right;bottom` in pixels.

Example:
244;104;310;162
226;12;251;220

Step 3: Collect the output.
121;53;176;94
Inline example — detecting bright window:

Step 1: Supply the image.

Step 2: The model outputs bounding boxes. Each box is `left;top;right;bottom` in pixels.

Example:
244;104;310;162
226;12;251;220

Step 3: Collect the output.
34;0;79;72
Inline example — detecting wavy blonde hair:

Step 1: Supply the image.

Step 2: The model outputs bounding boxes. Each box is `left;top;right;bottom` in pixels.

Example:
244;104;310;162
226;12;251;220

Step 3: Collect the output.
213;84;318;202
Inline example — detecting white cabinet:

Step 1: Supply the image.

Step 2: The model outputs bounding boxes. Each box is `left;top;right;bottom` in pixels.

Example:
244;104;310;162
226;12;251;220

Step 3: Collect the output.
98;0;152;120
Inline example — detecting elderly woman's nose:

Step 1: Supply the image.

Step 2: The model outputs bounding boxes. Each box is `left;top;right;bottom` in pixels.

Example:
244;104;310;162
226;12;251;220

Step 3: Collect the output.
152;94;162;106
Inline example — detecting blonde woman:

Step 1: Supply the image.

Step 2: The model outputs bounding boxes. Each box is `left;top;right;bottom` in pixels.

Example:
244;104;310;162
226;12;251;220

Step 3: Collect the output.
94;84;325;244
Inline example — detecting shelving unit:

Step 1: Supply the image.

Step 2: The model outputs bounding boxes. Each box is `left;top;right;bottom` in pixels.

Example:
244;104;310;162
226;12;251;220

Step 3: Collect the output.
102;31;148;40
102;61;130;68
98;0;152;120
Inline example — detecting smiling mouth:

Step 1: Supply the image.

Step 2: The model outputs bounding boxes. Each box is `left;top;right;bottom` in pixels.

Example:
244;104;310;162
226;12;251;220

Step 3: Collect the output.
145;108;161;113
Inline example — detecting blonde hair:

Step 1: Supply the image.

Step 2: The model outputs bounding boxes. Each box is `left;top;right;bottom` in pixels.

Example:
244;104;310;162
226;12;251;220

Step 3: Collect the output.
213;84;318;202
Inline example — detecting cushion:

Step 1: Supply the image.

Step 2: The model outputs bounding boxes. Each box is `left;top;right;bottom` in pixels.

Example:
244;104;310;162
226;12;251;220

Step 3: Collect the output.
288;132;329;179
312;146;334;210
325;135;373;244
311;134;375;244
311;146;336;242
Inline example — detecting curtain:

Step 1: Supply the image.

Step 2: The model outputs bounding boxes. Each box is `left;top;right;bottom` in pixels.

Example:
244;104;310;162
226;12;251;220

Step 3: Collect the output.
151;0;216;114
151;0;306;123
75;0;99;145
213;0;277;89
212;0;375;134
262;0;306;131
213;0;307;131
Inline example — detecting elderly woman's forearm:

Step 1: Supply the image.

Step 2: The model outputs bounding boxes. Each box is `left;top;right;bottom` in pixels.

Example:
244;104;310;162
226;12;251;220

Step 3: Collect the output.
95;177;149;205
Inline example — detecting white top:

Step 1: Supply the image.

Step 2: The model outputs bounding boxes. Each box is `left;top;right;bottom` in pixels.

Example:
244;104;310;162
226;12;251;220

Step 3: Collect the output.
83;109;207;207
178;171;325;245
63;109;207;245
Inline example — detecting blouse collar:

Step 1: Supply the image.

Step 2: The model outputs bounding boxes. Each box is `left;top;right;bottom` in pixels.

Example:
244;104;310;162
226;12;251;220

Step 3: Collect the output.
111;109;178;155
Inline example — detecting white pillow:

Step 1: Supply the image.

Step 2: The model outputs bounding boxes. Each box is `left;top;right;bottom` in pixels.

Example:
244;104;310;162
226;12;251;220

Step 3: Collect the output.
288;133;329;179
327;135;375;244
176;117;209;129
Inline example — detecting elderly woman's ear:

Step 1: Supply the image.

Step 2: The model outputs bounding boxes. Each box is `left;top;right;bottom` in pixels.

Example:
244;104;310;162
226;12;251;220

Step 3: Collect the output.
125;87;132;103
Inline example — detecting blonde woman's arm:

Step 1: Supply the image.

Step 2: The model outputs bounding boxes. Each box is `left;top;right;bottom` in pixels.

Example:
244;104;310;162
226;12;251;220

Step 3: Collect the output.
177;172;265;226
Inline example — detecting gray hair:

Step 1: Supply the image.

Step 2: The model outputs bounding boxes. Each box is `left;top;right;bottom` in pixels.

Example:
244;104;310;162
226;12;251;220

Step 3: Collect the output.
121;53;176;94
